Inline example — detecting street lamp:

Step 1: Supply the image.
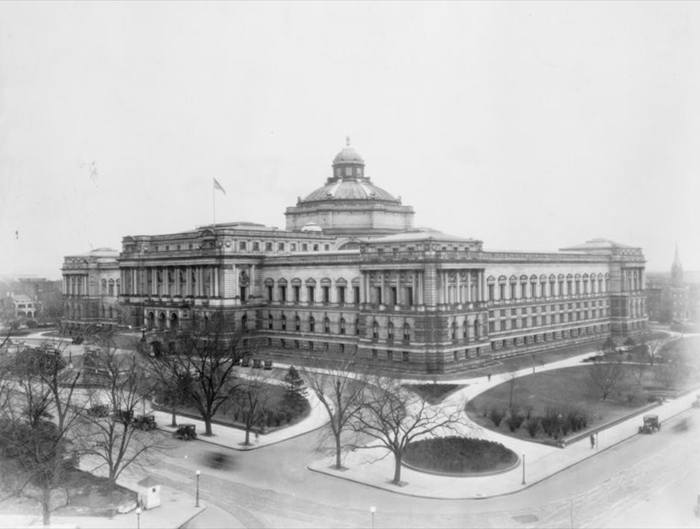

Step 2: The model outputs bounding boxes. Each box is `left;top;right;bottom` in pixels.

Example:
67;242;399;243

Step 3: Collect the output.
521;454;526;485
195;470;201;507
135;507;141;529
370;506;376;529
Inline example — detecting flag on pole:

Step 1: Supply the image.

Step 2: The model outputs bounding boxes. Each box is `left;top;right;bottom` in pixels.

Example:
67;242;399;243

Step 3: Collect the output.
213;178;226;195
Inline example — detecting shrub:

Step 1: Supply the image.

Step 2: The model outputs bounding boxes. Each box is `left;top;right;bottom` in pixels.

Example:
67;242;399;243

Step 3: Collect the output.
404;436;517;474
506;411;525;432
525;417;540;438
489;408;506;427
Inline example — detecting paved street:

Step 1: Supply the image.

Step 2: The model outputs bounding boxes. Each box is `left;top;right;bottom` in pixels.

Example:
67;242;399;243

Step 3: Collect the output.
145;407;699;528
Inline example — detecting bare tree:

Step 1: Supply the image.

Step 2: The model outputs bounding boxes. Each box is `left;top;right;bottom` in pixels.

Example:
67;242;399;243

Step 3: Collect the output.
234;372;273;446
302;356;368;470
140;318;244;436
351;376;465;485
588;360;625;400
79;338;163;488
0;345;83;526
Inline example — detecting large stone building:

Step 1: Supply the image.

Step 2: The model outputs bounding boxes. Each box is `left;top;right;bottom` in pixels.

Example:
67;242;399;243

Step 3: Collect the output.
61;248;122;330
109;143;647;375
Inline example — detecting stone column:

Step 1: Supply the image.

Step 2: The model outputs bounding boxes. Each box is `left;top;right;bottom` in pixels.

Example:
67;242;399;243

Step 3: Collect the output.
466;272;472;302
417;271;424;305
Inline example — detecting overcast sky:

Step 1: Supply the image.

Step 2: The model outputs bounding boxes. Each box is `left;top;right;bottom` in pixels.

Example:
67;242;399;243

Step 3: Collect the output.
1;2;698;279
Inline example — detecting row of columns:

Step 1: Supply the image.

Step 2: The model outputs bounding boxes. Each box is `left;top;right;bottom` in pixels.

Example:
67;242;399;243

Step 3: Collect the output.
63;274;88;296
622;268;644;292
362;271;425;307
439;270;484;304
121;266;222;298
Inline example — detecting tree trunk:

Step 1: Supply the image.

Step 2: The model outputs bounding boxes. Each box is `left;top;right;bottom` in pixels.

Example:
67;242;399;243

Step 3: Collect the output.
244;425;250;446
335;435;342;469
392;453;402;485
170;406;177;427
41;486;51;526
204;416;213;436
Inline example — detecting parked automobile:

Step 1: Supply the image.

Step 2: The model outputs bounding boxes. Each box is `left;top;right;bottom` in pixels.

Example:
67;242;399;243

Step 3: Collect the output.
252;358;262;369
264;360;273;370
133;414;157;431
639;414;661;434
173;424;197;440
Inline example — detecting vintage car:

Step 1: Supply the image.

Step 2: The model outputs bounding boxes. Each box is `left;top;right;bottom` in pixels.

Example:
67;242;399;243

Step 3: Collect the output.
173;423;197;440
638;414;661;434
133;414;157;431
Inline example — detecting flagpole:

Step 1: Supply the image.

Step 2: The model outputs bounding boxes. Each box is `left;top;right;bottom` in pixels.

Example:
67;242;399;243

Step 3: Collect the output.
212;180;216;228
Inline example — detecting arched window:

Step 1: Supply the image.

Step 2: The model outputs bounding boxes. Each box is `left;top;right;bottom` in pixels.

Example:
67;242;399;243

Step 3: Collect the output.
268;314;273;329
372;320;379;340
281;314;287;330
295;315;301;331
403;322;410;342
387;321;394;341
108;279;115;297
324;317;330;333
309;316;315;333
339;317;346;335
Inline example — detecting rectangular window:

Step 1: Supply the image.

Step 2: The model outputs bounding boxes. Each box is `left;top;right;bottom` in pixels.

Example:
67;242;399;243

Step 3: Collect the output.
406;286;413;306
353;285;360;304
375;286;382;305
511;284;517;299
337;286;346;304
253;242;260;251
240;287;247;302
324;244;330;251
265;242;273;251
387;351;393;361
292;285;300;303
402;351;409;362
279;285;287;302
291;243;297;251
489;321;495;332
390;286;397;306
499;284;506;300
521;284;527;298
302;243;308;251
521;317;528;328
278;242;285;251
488;284;494;301
307;286;315;303
322;286;330;303
372;349;378;360
267;286;273;301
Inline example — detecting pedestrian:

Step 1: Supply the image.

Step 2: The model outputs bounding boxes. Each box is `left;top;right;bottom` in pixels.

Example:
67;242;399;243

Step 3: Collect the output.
590;434;595;449
487;373;491;382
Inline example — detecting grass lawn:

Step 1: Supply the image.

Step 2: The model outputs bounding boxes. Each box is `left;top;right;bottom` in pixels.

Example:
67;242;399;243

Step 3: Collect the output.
404;436;518;475
466;364;693;443
402;384;466;404
160;382;310;432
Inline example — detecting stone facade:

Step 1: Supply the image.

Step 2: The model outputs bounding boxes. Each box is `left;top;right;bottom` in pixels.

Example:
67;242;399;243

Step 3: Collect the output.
61;248;122;330
113;144;648;376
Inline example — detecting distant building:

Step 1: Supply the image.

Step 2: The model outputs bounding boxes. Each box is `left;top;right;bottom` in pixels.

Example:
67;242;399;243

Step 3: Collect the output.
61;248;121;330
1;293;39;320
646;246;699;324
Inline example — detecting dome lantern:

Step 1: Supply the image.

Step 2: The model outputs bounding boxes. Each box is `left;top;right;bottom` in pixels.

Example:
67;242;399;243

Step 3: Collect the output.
331;137;365;180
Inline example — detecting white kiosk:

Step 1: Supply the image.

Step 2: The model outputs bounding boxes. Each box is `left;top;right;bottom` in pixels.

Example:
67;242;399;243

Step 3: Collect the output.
137;476;161;510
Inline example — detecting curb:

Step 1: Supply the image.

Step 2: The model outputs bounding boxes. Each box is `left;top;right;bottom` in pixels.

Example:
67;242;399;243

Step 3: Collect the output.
177;504;208;529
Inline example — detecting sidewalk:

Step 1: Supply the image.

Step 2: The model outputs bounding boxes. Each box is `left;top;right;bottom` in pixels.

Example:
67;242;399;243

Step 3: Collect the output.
0;486;206;529
308;350;700;499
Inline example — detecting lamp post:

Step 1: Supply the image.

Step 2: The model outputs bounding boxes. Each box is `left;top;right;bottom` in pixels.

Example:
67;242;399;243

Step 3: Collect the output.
135;507;141;529
195;470;200;507
521;454;526;485
370;506;376;529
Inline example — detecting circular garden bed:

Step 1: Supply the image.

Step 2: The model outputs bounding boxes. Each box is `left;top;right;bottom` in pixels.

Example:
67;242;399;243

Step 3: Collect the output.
403;436;518;476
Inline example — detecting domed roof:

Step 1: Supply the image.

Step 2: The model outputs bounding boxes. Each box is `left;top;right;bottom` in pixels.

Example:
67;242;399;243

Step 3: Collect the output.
301;179;400;203
333;138;364;165
333;146;364;165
